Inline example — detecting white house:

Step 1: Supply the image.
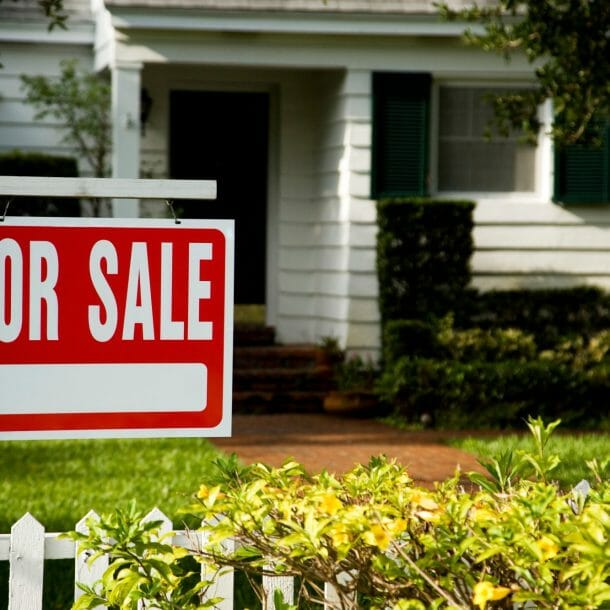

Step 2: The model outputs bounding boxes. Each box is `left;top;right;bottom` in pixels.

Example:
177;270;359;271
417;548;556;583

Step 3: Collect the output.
2;0;610;357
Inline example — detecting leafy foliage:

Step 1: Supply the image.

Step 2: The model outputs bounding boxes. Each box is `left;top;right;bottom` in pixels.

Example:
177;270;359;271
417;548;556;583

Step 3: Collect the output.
68;502;215;610
70;419;610;609
0;0;67;29
20;60;111;181
438;0;610;147
376;198;475;324
0;150;79;216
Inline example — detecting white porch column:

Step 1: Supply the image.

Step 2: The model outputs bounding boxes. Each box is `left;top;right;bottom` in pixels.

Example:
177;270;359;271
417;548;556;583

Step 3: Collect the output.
111;61;142;217
336;68;380;358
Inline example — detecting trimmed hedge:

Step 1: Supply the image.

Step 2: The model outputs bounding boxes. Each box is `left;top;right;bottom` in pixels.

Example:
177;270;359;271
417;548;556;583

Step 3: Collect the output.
0;150;80;216
376;197;475;324
383;317;537;365
382;319;440;364
378;356;610;429
376;198;610;429
457;287;610;348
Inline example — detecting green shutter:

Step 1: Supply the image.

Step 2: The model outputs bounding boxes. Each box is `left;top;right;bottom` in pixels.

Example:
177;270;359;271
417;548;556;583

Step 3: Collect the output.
372;73;431;199
554;123;610;204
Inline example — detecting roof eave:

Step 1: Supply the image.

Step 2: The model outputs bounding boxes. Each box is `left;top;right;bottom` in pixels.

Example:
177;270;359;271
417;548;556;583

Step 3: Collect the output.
0;20;94;44
105;7;468;37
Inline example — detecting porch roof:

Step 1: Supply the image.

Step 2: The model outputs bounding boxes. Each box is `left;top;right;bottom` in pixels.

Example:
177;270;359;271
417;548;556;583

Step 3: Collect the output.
103;0;480;12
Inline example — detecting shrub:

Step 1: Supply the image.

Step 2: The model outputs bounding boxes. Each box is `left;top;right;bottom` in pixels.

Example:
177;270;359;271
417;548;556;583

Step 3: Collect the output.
382;319;441;364
69;419;610;610
0;150;80;216
540;329;610;370
377;356;609;429
459;287;610;348
376;197;475;324
437;320;538;363
384;316;538;366
333;354;379;392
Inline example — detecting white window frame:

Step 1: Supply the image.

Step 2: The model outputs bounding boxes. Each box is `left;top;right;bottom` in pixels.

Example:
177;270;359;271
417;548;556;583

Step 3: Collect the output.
429;80;553;204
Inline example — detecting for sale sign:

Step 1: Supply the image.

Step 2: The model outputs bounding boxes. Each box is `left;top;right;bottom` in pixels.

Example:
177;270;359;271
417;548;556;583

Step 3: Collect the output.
0;217;234;439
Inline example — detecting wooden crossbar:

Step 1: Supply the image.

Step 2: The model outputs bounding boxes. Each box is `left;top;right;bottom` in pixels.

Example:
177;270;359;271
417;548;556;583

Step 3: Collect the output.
0;177;217;200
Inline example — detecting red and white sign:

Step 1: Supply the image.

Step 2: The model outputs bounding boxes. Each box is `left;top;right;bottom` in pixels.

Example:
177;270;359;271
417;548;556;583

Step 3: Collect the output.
0;217;234;439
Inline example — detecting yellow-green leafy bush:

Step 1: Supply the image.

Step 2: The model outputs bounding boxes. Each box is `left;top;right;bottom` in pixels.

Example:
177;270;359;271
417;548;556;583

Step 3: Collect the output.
70;419;610;609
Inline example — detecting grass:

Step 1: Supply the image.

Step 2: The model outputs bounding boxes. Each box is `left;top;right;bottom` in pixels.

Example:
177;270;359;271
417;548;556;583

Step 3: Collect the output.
450;432;610;487
0;437;224;532
0;437;229;609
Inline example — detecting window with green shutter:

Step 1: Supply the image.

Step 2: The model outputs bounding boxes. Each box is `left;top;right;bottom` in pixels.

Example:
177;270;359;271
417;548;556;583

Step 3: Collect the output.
554;122;610;204
371;72;431;199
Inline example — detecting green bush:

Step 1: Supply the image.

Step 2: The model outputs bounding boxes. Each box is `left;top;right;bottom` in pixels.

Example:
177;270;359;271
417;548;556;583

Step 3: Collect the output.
459;287;610;348
382;319;441;364
69;419;610;610
383;316;537;366
0;150;80;216
378;356;609;429
437;320;538;363
376;197;475;324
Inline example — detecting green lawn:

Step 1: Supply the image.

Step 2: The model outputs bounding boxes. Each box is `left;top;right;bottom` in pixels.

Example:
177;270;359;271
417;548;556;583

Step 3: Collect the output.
0;437;253;610
0;437;224;532
450;432;610;488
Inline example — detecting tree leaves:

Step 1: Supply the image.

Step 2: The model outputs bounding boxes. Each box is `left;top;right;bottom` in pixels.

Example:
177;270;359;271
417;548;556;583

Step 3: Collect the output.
438;0;610;146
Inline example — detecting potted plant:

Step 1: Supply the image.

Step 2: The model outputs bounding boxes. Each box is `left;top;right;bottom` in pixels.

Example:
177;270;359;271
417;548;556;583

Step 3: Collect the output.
315;335;345;369
323;354;380;416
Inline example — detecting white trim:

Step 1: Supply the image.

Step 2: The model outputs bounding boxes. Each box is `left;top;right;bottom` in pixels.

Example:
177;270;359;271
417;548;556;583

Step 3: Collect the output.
107;9;471;38
0;23;94;44
0;176;216;200
266;84;280;326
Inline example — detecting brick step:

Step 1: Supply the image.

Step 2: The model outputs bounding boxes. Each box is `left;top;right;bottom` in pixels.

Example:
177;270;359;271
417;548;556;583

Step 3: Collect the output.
233;367;335;392
233;390;327;414
234;324;275;347
234;344;324;370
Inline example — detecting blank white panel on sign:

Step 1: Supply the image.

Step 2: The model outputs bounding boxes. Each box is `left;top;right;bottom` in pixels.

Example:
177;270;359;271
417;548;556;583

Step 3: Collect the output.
0;363;207;414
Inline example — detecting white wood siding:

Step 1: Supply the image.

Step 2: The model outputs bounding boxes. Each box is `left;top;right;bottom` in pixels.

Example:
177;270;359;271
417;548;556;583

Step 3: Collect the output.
472;203;610;291
0;43;94;171
275;70;321;343
292;68;380;356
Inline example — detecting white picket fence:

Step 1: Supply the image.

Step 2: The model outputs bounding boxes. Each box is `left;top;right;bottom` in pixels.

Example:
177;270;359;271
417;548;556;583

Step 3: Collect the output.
0;509;346;610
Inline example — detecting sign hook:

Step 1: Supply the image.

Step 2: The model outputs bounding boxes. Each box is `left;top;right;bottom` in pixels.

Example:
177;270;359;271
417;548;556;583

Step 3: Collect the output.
1;197;13;222
165;199;182;225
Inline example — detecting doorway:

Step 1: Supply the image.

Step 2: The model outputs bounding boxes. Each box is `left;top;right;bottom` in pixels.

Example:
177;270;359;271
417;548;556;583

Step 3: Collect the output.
169;90;269;305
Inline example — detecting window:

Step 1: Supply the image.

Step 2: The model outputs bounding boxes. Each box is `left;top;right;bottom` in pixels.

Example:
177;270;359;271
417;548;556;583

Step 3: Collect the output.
554;122;610;204
371;75;539;198
371;72;431;198
437;86;536;193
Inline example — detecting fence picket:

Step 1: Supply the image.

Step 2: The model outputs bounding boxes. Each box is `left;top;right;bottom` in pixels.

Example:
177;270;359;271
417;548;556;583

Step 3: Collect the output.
74;510;108;605
324;571;356;610
9;513;45;610
263;573;295;610
200;527;235;610
143;507;173;536
2;512;306;610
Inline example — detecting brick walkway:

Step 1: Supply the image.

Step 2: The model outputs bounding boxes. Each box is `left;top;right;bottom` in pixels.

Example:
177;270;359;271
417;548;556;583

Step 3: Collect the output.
211;414;486;487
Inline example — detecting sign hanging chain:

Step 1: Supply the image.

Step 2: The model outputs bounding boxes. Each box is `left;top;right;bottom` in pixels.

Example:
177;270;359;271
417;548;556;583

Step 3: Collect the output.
0;198;13;222
165;199;182;225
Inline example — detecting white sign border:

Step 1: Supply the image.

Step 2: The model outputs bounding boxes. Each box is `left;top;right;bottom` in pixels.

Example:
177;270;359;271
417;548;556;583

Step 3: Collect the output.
0;216;234;440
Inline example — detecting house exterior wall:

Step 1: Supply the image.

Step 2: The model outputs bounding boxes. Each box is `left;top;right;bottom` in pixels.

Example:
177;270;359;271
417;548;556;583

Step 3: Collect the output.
3;5;610;356
0;0;94;170
0;43;94;167
472;204;610;291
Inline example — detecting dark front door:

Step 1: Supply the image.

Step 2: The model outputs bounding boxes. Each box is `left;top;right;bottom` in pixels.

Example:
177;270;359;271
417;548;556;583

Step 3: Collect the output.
169;90;269;304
